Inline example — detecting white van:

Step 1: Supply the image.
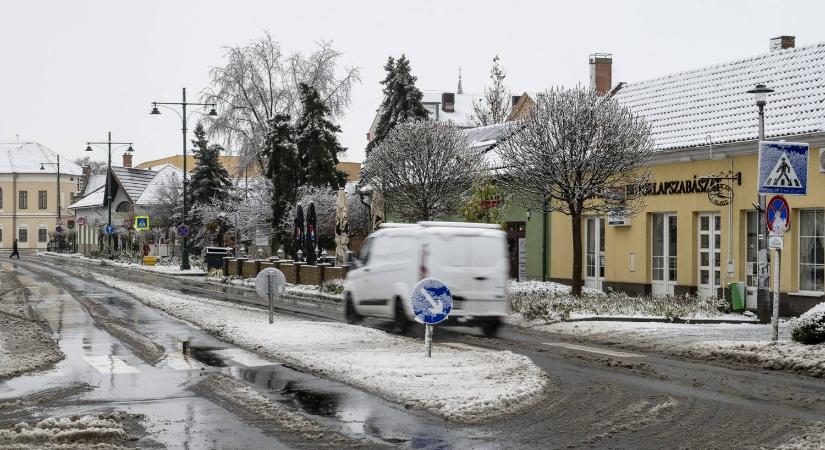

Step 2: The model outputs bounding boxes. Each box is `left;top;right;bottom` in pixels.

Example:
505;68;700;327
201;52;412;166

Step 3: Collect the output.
343;221;509;336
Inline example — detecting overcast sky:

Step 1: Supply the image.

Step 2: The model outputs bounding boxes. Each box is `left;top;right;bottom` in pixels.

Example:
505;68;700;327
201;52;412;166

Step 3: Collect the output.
1;0;822;168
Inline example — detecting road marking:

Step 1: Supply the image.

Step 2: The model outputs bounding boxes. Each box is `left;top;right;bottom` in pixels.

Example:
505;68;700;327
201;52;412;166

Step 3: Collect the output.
82;355;140;374
543;342;644;358
211;349;280;367
163;353;204;371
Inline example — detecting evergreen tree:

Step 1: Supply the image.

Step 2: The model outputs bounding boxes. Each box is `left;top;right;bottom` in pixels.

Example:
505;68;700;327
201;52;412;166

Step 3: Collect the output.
366;54;429;155
262;113;301;250
189;122;232;207
296;83;348;188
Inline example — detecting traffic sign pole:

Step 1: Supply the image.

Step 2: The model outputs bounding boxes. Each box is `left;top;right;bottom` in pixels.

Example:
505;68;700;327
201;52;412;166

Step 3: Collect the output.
772;248;781;341
424;324;433;358
410;278;453;358
268;271;274;324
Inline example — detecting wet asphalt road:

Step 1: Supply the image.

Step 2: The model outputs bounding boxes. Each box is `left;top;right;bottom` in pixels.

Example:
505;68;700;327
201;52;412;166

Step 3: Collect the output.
7;255;825;449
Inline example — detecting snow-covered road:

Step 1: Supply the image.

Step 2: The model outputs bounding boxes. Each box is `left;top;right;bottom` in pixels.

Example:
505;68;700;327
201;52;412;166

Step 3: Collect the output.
92;272;549;423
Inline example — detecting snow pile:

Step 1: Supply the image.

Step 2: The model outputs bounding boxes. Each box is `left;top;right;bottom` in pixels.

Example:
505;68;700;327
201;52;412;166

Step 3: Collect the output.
789;302;825;345
775;422;825;449
94;274;548;423
508;280;729;322
0;413;129;446
690;340;825;377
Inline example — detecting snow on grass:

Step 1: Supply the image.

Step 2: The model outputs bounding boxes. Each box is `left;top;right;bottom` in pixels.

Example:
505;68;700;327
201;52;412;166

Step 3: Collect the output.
44;252;206;275
0;412;132;446
92;273;548;423
533;320;825;377
508;280;731;322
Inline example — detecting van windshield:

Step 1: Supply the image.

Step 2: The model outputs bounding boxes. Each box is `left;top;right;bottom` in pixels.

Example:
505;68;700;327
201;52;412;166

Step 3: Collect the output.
429;235;502;267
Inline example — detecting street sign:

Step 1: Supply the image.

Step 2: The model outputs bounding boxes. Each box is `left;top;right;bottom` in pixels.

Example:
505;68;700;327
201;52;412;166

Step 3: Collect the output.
55;224;63;234
134;216;150;231
255;268;287;324
105;225;115;235
765;195;791;235
77;216;86;226
410;278;453;325
769;235;784;250
758;141;809;195
176;224;190;238
67;221;75;230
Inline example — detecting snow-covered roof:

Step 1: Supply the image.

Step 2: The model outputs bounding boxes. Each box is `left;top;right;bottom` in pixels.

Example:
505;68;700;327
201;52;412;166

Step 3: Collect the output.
0;142;83;174
421;91;483;127
613;42;825;151
463;123;508;168
68;185;105;209
111;166;158;203
135;165;183;205
81;173;107;197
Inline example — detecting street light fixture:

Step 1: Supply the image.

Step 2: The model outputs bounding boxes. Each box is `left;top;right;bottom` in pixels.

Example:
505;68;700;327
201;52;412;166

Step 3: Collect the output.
746;83;774;324
150;87;218;270
85;132;135;256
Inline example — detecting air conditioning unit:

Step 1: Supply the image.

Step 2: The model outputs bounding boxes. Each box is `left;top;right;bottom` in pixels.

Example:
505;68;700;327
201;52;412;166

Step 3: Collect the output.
820;148;825;173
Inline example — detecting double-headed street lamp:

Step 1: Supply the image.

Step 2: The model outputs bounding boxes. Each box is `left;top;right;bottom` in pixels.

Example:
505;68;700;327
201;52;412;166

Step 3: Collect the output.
746;83;774;323
150;87;218;270
85;132;135;255
39;154;62;250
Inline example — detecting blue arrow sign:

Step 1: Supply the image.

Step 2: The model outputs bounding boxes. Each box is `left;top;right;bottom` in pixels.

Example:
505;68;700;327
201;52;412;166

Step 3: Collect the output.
758;141;808;195
105;225;115;235
410;278;453;325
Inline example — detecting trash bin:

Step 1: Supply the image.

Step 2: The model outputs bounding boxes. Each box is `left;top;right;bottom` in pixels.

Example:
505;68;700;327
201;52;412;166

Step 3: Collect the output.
205;247;232;271
729;281;746;312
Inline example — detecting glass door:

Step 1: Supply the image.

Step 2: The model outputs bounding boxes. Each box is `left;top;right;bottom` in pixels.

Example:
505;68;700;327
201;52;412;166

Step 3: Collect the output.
652;213;677;296
745;211;760;309
585;217;605;290
698;213;721;297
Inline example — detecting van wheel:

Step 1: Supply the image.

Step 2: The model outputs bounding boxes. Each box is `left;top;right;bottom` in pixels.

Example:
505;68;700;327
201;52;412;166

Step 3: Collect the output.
344;295;361;324
393;298;411;334
480;318;502;337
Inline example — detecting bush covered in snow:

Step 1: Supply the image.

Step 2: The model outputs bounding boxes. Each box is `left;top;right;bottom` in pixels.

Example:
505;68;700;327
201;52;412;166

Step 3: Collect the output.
789;303;825;345
509;281;729;322
320;278;344;295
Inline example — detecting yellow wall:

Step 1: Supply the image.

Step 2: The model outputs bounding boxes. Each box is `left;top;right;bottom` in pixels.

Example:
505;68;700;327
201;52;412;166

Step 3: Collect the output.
0;173;80;249
548;147;824;294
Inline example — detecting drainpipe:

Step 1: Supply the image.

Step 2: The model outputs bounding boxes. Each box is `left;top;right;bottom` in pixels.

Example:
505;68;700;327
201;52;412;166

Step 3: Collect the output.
12;172;17;247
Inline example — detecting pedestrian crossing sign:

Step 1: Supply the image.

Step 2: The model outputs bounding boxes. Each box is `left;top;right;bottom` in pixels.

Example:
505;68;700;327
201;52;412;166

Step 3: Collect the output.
758;141;808;195
134;216;150;230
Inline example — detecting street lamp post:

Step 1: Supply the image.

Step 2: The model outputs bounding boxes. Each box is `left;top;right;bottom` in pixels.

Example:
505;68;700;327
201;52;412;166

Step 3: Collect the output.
85;132;135;256
39;155;62;250
150;87;218;270
747;83;774;323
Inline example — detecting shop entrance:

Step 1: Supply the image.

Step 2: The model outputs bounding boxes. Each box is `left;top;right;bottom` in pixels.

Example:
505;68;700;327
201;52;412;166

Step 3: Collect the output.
652;213;677;296
698;213;722;297
506;222;526;280
585;217;605;290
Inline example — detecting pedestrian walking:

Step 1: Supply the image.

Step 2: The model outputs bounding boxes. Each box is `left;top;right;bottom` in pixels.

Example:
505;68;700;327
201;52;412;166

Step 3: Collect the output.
9;239;20;259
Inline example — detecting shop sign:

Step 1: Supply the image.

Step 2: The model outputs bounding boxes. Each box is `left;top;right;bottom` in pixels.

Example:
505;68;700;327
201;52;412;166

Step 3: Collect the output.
607;209;631;226
631;172;742;197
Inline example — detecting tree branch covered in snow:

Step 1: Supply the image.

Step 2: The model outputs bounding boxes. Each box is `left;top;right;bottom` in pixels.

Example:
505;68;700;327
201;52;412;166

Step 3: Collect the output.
363;121;484;222
192;178;273;245
469;55;512;126
202;32;360;172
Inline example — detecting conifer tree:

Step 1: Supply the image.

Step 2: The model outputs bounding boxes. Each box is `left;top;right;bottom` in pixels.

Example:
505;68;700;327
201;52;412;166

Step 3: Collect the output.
366;54;429;154
189;122;232;207
262;113;301;249
296;83;348;189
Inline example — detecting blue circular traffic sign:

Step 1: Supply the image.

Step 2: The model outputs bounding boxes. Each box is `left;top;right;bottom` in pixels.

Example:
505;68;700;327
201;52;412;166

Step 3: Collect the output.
105;225;115;235
176;224;190;238
410;278;453;325
766;195;791;233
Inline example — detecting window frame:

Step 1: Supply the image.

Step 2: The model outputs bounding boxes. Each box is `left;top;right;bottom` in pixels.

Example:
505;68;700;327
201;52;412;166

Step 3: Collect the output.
38;190;47;210
18;191;27;209
37;227;48;243
798;208;825;294
18;227;28;243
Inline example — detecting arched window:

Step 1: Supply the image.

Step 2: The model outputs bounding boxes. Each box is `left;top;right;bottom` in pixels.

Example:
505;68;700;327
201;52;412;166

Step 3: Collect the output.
116;201;131;212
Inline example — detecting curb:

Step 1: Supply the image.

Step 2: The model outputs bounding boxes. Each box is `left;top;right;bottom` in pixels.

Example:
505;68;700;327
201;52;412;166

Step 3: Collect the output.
564;316;760;325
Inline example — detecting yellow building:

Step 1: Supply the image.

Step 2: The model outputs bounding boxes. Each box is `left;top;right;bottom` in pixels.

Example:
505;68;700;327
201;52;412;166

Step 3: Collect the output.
135;154;362;183
0;142;82;251
544;37;825;316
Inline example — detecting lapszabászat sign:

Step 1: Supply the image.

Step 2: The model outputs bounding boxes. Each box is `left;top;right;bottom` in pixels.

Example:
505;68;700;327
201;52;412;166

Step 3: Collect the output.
629;172;742;197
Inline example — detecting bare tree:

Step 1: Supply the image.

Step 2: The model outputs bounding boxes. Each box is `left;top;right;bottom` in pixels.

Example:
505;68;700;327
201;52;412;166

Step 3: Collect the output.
363;121;484;222
192;178;274;248
469;55;511;126
73;156;107;175
496;87;654;296
202;32;360;173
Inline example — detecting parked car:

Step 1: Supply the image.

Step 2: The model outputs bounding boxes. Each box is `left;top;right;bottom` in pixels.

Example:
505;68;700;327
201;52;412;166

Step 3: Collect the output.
343;221;509;336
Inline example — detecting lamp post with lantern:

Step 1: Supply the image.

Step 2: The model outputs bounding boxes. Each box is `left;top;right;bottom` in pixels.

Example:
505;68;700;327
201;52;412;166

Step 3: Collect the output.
85;132;135;256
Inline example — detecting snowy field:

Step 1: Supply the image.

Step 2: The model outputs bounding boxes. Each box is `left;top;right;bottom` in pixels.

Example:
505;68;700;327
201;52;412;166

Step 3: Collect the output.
92;273;548;423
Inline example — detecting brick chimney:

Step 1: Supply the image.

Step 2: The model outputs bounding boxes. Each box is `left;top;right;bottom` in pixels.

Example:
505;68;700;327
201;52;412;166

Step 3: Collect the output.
122;153;133;168
589;53;613;95
770;36;795;51
441;92;455;112
79;165;91;193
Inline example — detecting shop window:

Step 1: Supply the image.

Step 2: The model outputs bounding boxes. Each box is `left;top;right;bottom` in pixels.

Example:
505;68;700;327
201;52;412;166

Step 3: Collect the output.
799;209;824;292
18;191;27;209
